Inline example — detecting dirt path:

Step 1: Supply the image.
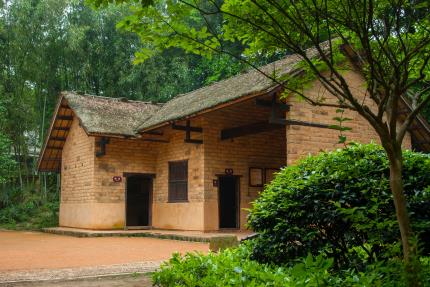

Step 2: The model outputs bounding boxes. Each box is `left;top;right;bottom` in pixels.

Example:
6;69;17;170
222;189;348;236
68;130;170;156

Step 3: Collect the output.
0;230;208;284
0;230;207;272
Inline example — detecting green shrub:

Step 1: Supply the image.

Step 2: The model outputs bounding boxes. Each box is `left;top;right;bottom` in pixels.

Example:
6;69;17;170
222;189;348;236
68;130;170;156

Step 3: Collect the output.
0;185;59;230
248;143;430;268
152;244;430;286
153;244;336;287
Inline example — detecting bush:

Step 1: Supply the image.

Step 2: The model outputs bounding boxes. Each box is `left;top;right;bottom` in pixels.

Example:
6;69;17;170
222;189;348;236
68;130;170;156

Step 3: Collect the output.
152;245;430;286
153;244;337;287
0;184;59;229
248;143;430;268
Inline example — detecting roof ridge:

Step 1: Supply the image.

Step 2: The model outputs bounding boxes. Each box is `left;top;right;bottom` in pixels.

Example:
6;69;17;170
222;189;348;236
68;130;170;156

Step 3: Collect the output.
63;91;162;106
168;55;297;102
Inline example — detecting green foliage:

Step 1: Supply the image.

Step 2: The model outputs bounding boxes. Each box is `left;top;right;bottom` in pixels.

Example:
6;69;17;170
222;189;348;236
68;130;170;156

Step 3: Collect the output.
248;144;430;268
152;243;430;286
153;244;336;287
0;99;16;183
0;133;16;184
0;184;59;230
86;0;430;97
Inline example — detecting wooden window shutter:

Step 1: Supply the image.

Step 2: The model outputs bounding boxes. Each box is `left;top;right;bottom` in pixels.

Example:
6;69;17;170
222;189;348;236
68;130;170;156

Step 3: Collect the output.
168;160;188;202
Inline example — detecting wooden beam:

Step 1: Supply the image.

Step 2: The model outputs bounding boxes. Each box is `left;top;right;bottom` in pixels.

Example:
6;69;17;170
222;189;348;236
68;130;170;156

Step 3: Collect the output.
270;118;332;129
172;122;203;133
142;138;170;143
185;139;203;144
255;98;290;111
96;137;110;157
184;120;203;144
46;146;63;150
221;121;284;140
143;130;164;136
286;119;331;129
221;118;332;140
53;127;70;131
39;168;60;172
50;137;66;141
43;158;61;161
57;115;73;121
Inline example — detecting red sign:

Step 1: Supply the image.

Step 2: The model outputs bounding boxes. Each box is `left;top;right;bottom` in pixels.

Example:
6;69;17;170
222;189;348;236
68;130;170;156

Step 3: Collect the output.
113;176;122;183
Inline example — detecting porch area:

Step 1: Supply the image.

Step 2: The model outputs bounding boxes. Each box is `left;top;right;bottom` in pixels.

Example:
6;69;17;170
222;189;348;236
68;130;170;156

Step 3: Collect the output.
43;227;254;243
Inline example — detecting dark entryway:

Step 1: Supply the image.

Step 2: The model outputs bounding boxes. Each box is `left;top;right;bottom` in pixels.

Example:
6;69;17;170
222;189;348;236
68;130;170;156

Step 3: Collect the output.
125;174;153;227
218;176;240;229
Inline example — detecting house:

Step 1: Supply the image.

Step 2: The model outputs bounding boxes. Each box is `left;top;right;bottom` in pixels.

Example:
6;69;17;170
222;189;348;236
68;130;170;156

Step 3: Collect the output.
37;48;430;231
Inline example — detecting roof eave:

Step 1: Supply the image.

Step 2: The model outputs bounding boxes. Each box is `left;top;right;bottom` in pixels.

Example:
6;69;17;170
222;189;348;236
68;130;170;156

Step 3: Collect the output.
37;93;67;172
137;85;283;134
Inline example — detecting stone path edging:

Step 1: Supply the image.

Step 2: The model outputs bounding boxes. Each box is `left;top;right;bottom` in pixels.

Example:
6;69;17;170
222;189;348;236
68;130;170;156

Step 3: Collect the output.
0;261;162;284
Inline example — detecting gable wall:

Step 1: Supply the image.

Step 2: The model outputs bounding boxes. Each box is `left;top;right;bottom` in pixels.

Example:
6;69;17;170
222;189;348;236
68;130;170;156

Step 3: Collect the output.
286;70;412;164
59;117;97;228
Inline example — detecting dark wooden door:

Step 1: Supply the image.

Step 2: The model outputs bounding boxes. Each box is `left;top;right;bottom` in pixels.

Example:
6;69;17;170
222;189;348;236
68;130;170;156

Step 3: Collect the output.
218;176;239;229
126;176;152;226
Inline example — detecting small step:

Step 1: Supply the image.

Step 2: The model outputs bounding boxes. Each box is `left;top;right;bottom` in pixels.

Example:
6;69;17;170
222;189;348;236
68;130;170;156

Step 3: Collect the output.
42;228;245;249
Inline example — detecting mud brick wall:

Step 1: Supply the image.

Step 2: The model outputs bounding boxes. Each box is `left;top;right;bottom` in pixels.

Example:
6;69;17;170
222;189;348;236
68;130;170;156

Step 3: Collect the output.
152;119;206;230
94;138;157;204
61;117;95;204
202;99;287;230
286;70;412;165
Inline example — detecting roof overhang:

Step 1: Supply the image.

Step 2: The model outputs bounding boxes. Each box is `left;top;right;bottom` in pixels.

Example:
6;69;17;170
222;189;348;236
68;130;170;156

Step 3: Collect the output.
137;85;283;134
37;93;143;173
37;94;73;172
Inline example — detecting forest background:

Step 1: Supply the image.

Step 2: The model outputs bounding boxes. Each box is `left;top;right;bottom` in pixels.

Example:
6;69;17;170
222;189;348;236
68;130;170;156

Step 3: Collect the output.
0;0;261;228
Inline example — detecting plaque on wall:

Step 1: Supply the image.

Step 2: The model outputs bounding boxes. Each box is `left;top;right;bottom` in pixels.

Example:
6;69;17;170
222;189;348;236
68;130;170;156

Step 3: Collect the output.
249;167;263;187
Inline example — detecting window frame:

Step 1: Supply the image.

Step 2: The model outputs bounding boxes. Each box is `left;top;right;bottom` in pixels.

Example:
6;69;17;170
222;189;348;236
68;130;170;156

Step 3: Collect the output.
168;160;189;203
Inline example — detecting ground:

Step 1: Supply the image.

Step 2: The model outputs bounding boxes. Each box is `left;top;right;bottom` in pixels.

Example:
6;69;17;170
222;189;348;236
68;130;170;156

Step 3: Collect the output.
1;274;152;287
0;230;209;286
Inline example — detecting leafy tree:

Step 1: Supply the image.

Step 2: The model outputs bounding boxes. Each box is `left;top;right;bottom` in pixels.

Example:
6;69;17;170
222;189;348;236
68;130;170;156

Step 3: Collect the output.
0;99;16;184
89;0;430;277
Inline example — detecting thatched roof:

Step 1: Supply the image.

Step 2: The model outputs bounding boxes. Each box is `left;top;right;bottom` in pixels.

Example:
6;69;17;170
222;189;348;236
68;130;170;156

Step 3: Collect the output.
64;92;161;137
37;92;160;172
136;50;317;131
63;92;160;137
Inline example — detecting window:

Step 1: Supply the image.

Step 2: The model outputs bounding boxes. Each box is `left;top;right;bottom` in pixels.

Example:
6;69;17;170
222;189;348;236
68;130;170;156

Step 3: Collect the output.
168;160;188;202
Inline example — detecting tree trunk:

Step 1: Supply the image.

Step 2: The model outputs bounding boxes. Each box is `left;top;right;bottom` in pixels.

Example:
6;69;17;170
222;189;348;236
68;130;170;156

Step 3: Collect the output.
387;148;419;286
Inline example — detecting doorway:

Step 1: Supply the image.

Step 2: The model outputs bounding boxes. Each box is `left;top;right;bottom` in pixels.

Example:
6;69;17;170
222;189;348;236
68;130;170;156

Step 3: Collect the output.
218;176;240;229
125;174;153;227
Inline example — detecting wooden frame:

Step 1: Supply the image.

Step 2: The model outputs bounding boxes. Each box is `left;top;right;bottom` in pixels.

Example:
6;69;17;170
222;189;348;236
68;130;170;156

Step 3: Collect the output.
124;173;154;229
249;167;264;187
172;120;203;144
217;175;241;230
264;168;279;184
168;160;189;202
